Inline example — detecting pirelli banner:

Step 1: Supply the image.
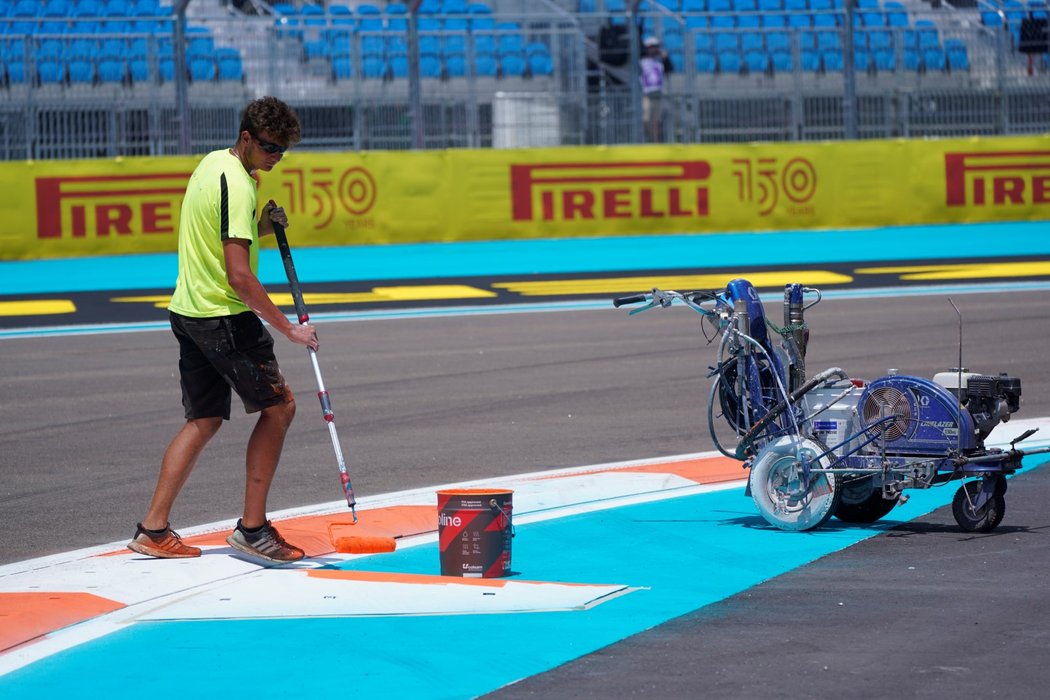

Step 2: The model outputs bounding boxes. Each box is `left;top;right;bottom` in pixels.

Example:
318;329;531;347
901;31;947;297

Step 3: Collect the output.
1;134;1048;260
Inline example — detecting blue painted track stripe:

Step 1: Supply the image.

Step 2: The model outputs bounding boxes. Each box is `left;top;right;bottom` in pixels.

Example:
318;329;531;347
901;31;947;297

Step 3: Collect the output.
2;221;1048;295
0;458;1041;699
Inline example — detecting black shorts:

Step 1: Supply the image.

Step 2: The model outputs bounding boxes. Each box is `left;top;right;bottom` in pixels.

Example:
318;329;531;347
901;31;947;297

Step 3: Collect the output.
170;310;291;419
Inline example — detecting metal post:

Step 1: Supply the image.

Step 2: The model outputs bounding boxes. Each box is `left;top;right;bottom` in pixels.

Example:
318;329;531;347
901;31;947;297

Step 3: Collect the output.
843;0;858;140
628;0;642;144
409;0;424;149
173;0;192;154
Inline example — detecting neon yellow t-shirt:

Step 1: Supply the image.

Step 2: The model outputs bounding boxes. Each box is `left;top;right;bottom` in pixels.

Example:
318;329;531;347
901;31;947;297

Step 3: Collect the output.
168;149;259;318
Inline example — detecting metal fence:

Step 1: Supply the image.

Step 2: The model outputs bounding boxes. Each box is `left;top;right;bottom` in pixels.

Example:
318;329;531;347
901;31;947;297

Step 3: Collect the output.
0;2;1047;161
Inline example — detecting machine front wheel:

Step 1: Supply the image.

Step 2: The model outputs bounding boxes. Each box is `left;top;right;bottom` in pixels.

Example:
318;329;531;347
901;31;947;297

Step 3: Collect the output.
951;479;1006;533
749;436;841;531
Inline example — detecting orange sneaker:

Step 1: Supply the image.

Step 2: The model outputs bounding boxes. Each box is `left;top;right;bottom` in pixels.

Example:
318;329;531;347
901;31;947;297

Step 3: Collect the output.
127;523;202;558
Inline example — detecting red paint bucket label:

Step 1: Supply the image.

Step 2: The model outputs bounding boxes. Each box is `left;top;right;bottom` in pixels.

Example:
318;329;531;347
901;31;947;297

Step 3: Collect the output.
437;489;513;578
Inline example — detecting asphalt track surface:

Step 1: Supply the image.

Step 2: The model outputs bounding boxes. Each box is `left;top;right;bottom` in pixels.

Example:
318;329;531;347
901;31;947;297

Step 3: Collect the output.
2;225;1050;697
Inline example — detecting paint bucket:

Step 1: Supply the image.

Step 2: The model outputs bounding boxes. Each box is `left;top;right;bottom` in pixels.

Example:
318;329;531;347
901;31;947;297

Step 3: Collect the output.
437;489;513;578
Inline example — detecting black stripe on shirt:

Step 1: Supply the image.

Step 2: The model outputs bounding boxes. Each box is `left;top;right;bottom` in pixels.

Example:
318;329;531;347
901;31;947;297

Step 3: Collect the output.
219;173;229;240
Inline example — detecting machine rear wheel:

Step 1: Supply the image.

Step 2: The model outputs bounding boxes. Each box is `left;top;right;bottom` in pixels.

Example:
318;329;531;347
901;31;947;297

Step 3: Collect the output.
951;479;1006;533
835;478;900;523
749;436;841;531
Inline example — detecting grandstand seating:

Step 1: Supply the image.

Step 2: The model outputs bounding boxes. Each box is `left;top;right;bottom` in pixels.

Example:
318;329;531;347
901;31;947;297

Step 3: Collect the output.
0;0;245;86
0;0;1010;89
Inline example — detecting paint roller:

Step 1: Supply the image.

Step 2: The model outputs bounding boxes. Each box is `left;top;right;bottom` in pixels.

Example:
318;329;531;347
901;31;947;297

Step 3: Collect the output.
328;523;397;554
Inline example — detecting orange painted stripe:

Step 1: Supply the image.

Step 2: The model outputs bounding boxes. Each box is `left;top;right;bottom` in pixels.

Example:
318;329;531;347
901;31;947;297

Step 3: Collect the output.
0;592;125;652
100;505;438;558
102;458;743;559
529;455;745;485
306;569;621;589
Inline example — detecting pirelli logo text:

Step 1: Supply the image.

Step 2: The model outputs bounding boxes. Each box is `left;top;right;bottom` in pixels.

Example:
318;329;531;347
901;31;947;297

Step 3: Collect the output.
35;173;189;239
944;151;1050;207
509;161;710;222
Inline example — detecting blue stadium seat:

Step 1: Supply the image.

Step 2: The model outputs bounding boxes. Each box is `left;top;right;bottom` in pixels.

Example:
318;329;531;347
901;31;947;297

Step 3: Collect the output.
915;19;939;50
129;57;150;82
885;2;909;28
360;34;386;57
332;54;353;80
757;0;782;10
816;30;841;50
801;48;821;71
873;48;895;71
787;13;812;29
695;49;717;72
445;51;467;76
737;14;760;29
711;15;735;30
761;14;788;28
945;38;969;71
188;57;215;81
328;4;354;26
662;28;685;52
718;48;742;73
859;11;885;28
812;13;836;28
68;58;95;84
6;60;28;84
66;38;97;61
300;4;326;27
500;51;525;77
389;54;408;78
771;49;792;72
362;55;387;78
714;32;738;51
528;50;553;76
475;52;497;76
37;57;66;84
741;31;764;51
473;33;497;55
38;39;65;61
854;48;870;71
904;47;921;70
923;46;946;71
356;4;384;31
159;57;175;81
766;31;790;51
693;30;714;51
216;47;244;81
420;53;443;77
98;58;127;83
443;0;469;13
745;49;767;73
733;0;757;11
823;48;843;71
867;29;892;50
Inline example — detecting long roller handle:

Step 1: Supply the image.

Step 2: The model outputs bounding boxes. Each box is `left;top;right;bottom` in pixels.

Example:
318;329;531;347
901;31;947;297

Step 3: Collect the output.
272;211;358;520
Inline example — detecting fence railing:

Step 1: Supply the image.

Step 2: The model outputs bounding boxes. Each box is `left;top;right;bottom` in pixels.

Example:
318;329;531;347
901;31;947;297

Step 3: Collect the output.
0;5;1047;160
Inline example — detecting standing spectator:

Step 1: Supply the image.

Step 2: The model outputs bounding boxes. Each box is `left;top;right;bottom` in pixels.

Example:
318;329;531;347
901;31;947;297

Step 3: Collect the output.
640;36;673;142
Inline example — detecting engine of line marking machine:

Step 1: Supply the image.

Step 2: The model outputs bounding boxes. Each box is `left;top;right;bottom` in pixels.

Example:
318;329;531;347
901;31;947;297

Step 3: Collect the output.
931;371;1022;441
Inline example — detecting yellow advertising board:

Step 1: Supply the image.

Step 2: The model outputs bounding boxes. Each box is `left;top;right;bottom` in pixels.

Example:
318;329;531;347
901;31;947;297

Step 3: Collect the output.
1;135;1047;260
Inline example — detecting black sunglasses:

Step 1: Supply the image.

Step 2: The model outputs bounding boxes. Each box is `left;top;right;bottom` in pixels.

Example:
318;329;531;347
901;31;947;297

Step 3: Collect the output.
250;132;288;155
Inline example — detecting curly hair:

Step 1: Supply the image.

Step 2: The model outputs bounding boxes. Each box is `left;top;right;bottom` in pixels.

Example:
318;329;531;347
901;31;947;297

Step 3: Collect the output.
239;96;302;147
